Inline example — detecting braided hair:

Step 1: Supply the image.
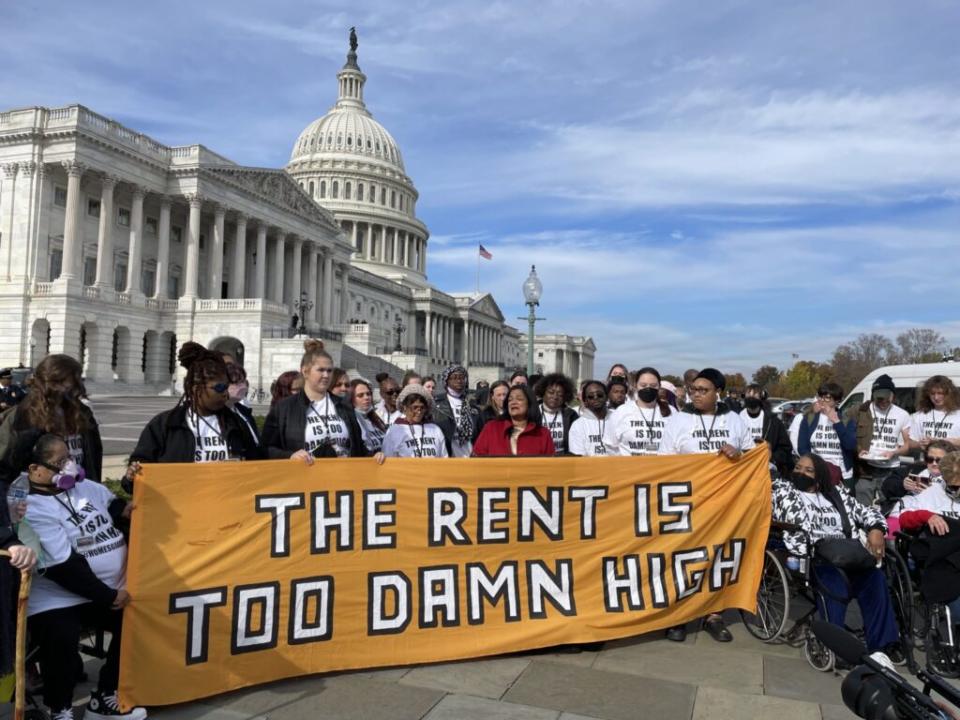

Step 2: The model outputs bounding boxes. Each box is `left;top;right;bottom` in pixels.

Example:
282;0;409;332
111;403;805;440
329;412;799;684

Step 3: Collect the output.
177;342;228;412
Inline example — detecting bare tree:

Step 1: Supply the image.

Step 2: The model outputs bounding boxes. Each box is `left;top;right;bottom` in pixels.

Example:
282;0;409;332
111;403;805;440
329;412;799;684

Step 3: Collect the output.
751;364;781;390
895;328;948;364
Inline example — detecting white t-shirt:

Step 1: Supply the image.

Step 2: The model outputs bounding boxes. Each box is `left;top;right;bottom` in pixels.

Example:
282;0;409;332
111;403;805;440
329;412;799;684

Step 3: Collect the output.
305;396;350;457
568;414;608;456
865;403;910;469
375;401;402;426
658;409;754;455
910;409;960;443
798;492;845;543
63;433;85;468
891;484;960;520
446;394;473;458
809;413;852;481
739;409;765;443
605;403;675;456
789;413;803;455
25;481;127;616
540;405;567;455
186;411;230;463
381;422;449;458
356;412;385;454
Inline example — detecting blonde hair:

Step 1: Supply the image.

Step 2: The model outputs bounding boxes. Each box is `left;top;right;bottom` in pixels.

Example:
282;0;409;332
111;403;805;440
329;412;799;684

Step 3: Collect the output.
299;339;331;370
940;452;960;485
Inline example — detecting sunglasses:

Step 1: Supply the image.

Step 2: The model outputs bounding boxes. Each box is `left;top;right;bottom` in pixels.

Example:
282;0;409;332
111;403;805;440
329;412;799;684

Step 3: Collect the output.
382;389;399;396
926;456;942;465
585;392;606;400
209;382;229;394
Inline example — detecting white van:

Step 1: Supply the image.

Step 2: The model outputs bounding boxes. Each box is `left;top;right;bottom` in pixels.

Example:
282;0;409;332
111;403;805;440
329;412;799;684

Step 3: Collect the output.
839;361;960;416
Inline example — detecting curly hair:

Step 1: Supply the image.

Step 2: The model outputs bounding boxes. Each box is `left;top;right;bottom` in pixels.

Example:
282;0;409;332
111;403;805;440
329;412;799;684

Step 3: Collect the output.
939;452;960;486
178;342;228;411
917;375;960;414
18;354;89;435
535;373;575;405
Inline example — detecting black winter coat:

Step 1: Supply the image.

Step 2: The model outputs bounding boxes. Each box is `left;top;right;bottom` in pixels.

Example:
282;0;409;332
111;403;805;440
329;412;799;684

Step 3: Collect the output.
433;393;481;449
262;392;367;458
744;409;794;473
130;404;263;464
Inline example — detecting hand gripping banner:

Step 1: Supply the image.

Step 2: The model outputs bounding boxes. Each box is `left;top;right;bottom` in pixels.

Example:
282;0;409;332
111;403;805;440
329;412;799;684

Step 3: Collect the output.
119;447;771;707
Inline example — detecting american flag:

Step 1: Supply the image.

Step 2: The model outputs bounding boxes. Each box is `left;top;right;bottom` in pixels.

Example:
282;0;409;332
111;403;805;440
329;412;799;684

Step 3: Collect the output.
479;244;493;260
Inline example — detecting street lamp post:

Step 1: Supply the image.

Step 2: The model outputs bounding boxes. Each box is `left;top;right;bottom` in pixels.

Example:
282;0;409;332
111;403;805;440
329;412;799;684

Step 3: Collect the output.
293;292;314;336
517;265;545;378
393;314;406;353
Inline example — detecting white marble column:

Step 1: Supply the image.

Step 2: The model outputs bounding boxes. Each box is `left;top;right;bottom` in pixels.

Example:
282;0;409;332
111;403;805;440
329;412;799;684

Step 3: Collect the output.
0;164;17;279
183;194;203;299
207;204;225;299
272;232;286;304
125;187;146;295
339;264;350;323
230;214;247;299
463;320;471;364
322;253;334;325
154;196;171;298
60;161;86;280
425;312;433;357
351;222;358;255
291;237;303;309
93;175;116;288
254;222;267;299
307;249;319;324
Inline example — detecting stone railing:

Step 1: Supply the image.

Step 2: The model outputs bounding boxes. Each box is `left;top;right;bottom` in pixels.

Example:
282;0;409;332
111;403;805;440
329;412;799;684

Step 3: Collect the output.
31;281;54;296
115;292;131;305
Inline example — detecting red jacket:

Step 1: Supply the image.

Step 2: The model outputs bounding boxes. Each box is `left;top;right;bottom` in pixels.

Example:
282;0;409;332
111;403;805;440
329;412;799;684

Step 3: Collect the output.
472;419;556;456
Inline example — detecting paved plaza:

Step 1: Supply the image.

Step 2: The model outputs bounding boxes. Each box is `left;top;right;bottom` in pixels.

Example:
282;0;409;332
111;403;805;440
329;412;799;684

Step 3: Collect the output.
3;619;865;720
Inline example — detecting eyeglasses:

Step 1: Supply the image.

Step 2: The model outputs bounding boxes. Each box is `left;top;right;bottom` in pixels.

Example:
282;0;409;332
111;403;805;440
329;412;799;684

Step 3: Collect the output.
689;386;714;395
926;456;942;465
209;382;229;394
585;392;606;400
817;394;835;401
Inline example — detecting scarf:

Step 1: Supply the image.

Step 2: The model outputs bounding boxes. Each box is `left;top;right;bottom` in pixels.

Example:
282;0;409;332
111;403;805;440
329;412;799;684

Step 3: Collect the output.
442;364;474;444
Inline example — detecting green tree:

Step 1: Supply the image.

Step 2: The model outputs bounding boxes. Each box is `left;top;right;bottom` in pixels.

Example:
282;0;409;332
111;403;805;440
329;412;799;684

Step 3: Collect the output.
751;364;781;390
724;372;746;392
779;361;831;399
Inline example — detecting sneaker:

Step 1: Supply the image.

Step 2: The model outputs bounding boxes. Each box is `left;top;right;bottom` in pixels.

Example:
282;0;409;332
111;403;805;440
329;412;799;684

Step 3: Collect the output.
882;644;907;666
51;709;75;720
84;690;148;720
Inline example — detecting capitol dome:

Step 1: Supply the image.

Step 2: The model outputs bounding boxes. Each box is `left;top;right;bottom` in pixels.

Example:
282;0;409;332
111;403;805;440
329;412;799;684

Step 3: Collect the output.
286;33;429;285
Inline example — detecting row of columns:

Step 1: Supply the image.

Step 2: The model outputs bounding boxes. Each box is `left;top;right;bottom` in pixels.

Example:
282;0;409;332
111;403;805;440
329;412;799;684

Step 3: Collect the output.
53;162;350;324
422;313;503;366
348;220;426;273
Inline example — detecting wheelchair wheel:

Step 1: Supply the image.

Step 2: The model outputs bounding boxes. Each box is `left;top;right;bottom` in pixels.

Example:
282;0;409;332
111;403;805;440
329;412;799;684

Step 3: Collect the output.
740;549;790;642
24;708;49;720
803;633;835;672
883;548;918;667
925;607;960;679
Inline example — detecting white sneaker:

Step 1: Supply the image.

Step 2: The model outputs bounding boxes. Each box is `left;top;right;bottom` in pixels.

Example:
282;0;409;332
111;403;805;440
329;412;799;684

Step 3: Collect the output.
84;690;148;720
51;709;75;720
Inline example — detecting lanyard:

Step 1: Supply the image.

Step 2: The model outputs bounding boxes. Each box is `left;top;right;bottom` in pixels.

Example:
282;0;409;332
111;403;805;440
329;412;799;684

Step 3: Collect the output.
54;490;82;523
872;405;892;442
407;424;424;457
697;412;719;446
540;405;561;430
308;396;334;435
638;405;657;434
192;411;224;447
932;410;948;435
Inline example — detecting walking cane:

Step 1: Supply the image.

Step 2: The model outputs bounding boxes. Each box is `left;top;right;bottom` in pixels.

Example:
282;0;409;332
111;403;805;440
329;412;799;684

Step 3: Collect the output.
0;549;31;720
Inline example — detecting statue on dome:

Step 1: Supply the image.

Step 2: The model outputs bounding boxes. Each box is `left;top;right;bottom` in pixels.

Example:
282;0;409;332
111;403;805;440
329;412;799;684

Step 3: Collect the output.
349;27;358;53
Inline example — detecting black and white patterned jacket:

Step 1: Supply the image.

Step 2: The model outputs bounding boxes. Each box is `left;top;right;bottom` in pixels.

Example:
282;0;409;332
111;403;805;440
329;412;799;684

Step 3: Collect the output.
772;479;887;557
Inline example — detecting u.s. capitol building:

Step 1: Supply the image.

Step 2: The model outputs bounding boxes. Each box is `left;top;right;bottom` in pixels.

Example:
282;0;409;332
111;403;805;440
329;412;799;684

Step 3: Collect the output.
0;35;594;392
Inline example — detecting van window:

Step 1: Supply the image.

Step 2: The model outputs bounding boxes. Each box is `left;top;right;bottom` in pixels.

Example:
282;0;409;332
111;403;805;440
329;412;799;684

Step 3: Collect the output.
840;393;863;419
894;388;916;414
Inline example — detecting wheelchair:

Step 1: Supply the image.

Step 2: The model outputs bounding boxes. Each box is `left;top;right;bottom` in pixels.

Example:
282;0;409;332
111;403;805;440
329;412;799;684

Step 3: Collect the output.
740;521;917;673
891;530;960;679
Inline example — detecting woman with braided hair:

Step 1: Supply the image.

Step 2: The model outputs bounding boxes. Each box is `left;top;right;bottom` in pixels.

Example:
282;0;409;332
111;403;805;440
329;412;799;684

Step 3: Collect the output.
127;342;262;473
432;364;479;457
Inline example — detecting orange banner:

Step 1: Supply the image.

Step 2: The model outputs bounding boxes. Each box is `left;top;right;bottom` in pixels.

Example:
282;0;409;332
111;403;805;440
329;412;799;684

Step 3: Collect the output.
119;447;771;708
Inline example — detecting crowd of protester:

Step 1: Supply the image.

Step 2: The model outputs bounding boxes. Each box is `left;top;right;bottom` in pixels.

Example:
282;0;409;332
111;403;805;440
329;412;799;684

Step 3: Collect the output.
5;342;960;717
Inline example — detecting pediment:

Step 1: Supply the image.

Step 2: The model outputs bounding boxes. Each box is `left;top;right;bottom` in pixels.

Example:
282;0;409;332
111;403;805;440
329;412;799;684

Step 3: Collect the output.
470;293;504;322
204;167;337;228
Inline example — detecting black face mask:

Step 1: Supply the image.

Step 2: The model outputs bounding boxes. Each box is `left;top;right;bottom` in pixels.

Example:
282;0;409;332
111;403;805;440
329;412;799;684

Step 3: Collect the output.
791;471;818;492
744;397;763;411
637;387;659;403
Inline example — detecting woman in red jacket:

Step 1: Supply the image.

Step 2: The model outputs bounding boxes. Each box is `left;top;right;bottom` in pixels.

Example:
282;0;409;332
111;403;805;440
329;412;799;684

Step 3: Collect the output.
473;385;555;456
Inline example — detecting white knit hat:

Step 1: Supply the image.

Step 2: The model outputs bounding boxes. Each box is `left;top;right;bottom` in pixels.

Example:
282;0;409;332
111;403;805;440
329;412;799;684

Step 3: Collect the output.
397;383;434;410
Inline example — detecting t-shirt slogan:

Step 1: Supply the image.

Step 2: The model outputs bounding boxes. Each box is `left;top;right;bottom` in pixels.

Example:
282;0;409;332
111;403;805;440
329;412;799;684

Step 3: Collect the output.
306;398;350;457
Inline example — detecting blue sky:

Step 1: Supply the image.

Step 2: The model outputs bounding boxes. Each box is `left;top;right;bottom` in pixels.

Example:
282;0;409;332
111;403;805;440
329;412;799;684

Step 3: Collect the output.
4;1;959;376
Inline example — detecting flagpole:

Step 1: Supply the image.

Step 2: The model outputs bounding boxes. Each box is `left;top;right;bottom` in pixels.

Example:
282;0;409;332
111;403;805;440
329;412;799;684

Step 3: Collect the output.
476;245;480;295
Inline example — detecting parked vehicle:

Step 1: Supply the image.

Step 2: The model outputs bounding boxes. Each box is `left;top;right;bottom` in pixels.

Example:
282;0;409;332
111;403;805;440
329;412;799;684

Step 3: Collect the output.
839;361;960;417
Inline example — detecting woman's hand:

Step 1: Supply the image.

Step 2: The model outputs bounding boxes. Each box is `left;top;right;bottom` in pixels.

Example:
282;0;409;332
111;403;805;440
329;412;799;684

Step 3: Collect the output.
122;502;135;520
824;407;840;424
290;449;314;466
124;461;142;482
6;544;36;571
373;452;385;465
927;514;950;536
903;476;926;494
867;529;886;560
112;589;131;609
718;444;741;461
